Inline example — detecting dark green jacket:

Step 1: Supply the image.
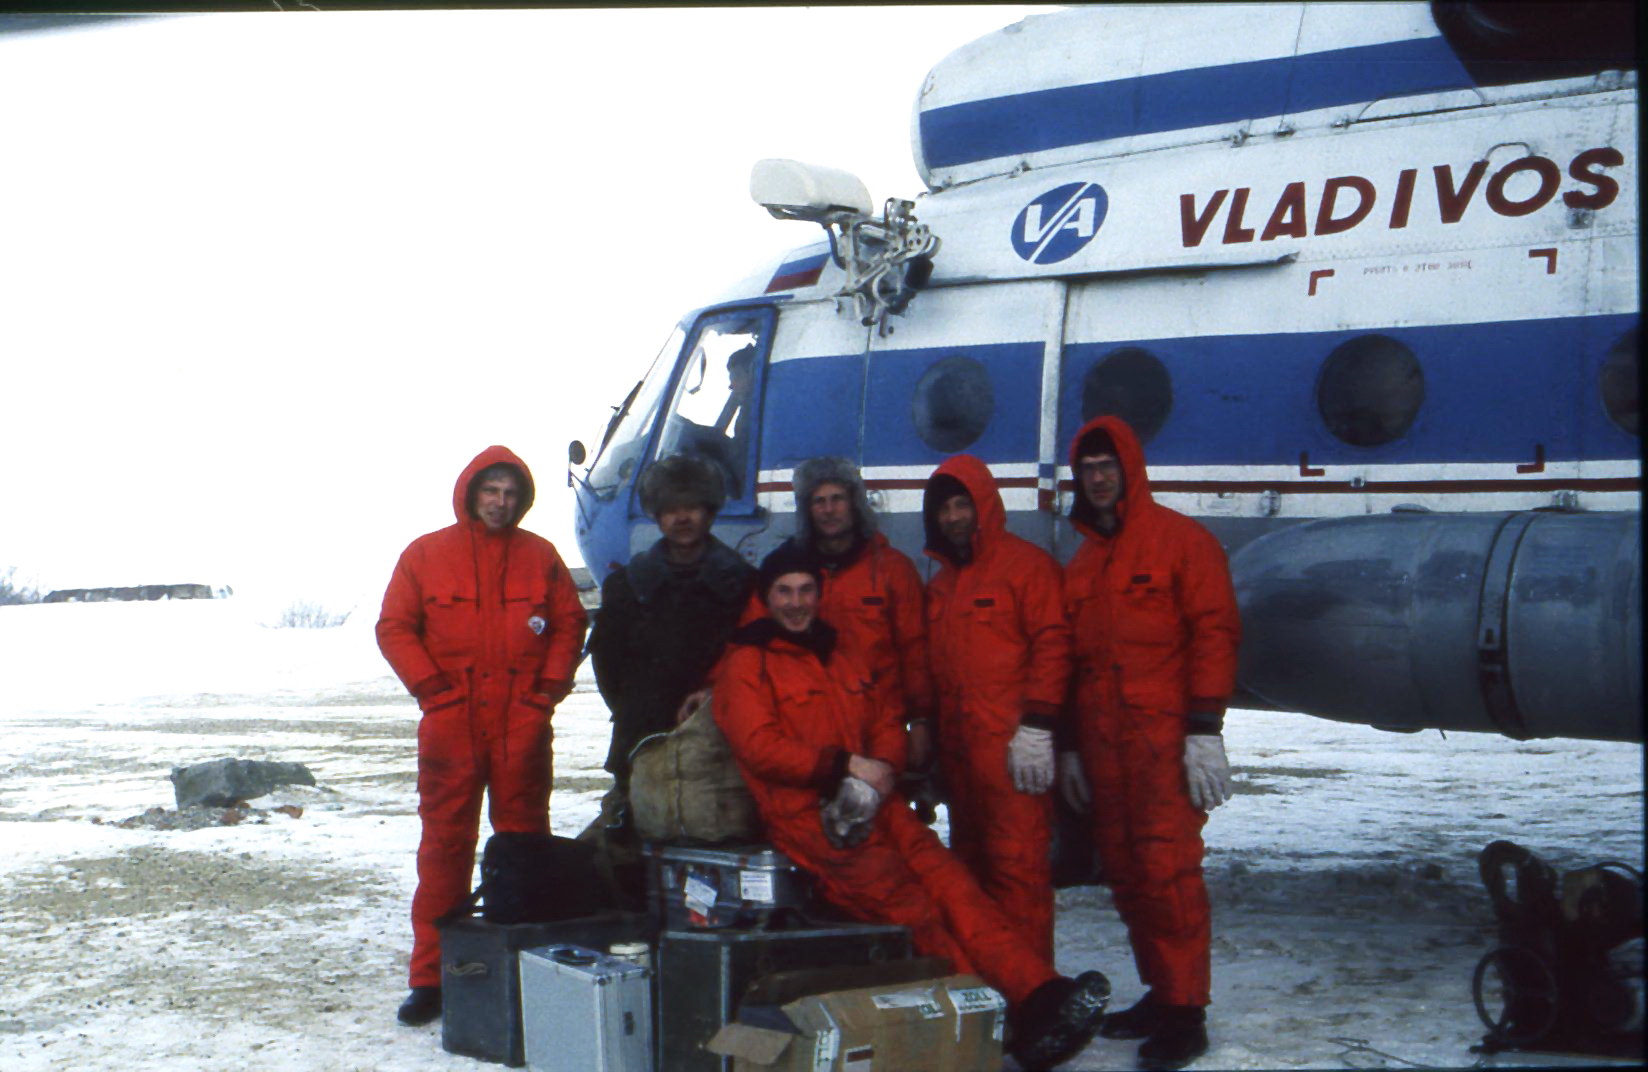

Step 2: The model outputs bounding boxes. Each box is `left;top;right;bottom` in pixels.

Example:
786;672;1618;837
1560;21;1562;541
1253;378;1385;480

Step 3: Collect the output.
588;536;755;779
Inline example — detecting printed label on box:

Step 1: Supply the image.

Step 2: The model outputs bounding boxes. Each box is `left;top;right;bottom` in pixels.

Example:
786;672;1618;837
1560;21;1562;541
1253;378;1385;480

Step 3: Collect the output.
951;986;1007;1042
683;872;718;917
870;988;944;1019
811;1007;840;1072
843;1044;875;1071
739;868;775;904
949;987;1005;1014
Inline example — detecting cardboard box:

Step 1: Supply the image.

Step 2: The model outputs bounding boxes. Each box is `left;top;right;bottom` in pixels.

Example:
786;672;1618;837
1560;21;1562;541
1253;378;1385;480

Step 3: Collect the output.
705;972;1005;1072
656;923;912;1072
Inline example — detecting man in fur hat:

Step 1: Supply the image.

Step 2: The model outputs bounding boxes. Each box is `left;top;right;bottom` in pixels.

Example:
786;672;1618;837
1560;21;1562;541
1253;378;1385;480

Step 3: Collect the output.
586;453;755;838
782;457;935;766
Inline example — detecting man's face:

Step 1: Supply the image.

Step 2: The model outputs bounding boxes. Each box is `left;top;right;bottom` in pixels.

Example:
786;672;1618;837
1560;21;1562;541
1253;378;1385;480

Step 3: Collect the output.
657;503;712;551
475;473;521;531
808;481;855;543
1077;453;1125;514
936;493;977;552
767;572;820;633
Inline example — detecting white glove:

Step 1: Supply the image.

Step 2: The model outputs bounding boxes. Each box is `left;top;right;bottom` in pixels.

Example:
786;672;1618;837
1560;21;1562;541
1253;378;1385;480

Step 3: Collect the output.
830;775;881;825
1183;734;1232;811
821;776;881;848
1006;725;1055;795
1058;752;1091;811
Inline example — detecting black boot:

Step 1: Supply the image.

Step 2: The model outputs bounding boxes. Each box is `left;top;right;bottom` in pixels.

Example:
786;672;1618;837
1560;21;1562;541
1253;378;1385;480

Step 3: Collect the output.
1137;1005;1207;1070
1099;990;1163;1040
396;986;442;1027
1010;970;1111;1070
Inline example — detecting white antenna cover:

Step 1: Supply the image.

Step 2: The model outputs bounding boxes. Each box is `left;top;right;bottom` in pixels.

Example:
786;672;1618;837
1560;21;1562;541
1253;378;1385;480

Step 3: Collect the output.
750;158;873;219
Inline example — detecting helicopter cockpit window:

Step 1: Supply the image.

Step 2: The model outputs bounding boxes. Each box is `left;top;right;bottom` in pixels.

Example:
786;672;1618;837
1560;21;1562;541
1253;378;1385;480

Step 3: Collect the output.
1316;334;1425;447
586;325;685;501
655;315;769;502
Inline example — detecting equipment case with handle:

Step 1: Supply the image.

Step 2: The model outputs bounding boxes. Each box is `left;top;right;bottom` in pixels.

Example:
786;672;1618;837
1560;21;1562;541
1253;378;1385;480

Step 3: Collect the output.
655;922;911;1072
645;842;813;930
439;911;654;1066
519;944;652;1072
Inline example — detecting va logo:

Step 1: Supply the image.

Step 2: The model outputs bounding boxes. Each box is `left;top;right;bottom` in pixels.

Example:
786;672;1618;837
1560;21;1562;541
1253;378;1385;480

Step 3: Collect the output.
1011;182;1107;264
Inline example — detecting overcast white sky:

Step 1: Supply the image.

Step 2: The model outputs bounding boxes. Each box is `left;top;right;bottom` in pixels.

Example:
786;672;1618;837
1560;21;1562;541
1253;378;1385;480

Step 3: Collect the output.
0;7;1055;609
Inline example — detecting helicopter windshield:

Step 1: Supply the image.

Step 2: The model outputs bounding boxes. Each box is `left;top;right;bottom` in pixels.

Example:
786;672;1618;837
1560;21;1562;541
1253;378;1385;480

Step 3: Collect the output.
585;324;685;501
653;313;768;502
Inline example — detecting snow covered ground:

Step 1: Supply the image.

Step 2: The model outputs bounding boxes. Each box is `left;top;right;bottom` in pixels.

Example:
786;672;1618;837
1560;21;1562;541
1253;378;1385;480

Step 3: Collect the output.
1;599;1641;1071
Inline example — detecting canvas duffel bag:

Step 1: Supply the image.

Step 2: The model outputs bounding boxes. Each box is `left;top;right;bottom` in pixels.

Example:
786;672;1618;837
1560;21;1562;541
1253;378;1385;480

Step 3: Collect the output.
629;696;761;844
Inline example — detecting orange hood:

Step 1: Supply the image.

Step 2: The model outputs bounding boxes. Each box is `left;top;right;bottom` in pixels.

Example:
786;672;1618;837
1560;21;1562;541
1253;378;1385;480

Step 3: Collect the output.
922;453;1006;566
451;445;536;527
1068;415;1151;538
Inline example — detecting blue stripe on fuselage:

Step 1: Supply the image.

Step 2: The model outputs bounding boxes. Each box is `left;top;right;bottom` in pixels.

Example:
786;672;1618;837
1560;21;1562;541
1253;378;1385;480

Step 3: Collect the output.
1060;313;1640;466
920;36;1473;169
761;354;866;468
863;343;1044;467
760;343;1046;470
753;314;1636;474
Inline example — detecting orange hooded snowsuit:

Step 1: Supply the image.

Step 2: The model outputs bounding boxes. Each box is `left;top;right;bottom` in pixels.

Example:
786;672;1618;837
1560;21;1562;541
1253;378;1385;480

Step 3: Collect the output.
377;446;587;989
923;454;1071;960
816;532;933;722
1063;416;1240;1007
713;618;1058;1005
735;531;932;725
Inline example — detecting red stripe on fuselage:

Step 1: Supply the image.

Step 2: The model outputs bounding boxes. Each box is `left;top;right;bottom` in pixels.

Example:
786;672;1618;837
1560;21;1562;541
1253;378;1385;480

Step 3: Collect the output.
755;476;1640;495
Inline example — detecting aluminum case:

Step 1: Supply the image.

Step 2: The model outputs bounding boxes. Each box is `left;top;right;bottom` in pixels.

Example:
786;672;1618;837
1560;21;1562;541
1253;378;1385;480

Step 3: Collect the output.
645;842;813;929
519;944;652;1072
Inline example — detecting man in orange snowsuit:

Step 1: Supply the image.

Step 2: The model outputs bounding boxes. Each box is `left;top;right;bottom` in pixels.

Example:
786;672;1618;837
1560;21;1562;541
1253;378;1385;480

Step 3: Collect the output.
1058;416;1241;1070
922;455;1071;961
732;457;933;763
377;446;587;1026
713;543;1109;1070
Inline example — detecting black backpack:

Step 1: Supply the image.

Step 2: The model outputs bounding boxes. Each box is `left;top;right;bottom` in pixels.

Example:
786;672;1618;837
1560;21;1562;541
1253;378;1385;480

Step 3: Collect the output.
447;832;611;925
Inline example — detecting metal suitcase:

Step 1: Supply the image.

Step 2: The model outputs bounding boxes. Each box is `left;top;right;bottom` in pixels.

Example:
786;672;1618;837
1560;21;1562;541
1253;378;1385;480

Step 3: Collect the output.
519;945;652;1072
439;912;654;1067
656;923;911;1072
645;842;813;929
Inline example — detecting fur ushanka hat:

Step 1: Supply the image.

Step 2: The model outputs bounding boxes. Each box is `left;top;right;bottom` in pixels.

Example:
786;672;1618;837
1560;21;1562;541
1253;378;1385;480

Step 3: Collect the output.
639;453;727;517
792;456;877;542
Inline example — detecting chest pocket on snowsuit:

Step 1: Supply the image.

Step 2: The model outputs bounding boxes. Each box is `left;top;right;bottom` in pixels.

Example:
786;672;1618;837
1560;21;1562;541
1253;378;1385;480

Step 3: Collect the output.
958;589;1024;686
838;594;893;672
420;577;479;667
502;570;554;672
1114;570;1180;650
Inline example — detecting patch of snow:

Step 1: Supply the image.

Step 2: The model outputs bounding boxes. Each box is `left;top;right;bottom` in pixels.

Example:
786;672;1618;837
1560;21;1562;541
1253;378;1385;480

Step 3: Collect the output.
1;601;1641;1070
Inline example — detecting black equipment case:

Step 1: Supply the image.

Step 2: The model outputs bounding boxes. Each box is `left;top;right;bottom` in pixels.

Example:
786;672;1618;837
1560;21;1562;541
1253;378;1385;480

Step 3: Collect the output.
439;911;655;1067
656;923;911;1072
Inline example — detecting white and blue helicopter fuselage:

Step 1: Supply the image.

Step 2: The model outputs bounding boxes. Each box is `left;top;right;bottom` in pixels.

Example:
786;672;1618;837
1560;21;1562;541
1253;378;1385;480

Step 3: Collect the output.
572;3;1639;742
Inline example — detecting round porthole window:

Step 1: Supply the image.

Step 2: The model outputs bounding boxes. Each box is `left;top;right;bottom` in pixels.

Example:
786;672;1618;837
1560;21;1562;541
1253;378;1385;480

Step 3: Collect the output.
912;356;994;453
1080;347;1172;443
1600;327;1639;436
1316;335;1425;447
